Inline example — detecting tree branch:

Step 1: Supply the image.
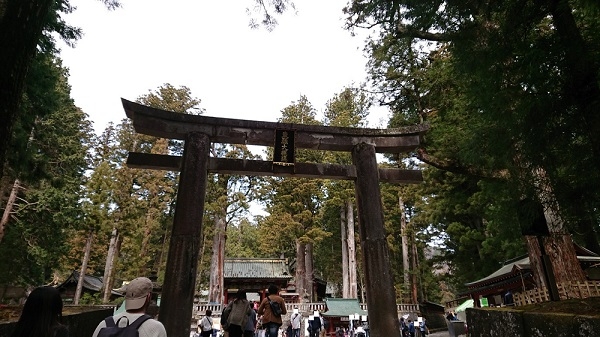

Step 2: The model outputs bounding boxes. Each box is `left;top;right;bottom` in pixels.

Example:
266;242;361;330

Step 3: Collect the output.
416;148;509;180
396;24;453;42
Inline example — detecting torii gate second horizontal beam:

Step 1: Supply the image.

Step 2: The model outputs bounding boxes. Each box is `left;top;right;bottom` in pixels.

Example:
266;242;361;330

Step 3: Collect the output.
122;99;428;153
127;152;423;184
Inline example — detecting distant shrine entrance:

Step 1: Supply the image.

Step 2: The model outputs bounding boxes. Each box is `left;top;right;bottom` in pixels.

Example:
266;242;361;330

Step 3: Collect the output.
122;99;427;337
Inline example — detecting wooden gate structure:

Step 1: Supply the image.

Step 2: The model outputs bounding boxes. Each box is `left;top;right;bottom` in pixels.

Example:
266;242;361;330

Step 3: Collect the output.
122;99;427;337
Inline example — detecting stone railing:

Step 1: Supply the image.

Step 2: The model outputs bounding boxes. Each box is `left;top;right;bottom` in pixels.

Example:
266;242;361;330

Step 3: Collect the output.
193;301;420;319
191;301;421;331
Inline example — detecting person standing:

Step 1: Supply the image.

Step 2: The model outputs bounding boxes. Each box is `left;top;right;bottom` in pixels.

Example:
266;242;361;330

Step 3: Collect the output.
505;290;514;306
308;312;321;337
290;308;301;337
400;317;408;337
227;290;252;337
355;325;365;337
199;310;214;337
408;320;415;337
256;315;265;337
419;319;428;337
258;284;287;337
10;286;69;337
92;277;166;337
320;314;328;337
244;299;258;337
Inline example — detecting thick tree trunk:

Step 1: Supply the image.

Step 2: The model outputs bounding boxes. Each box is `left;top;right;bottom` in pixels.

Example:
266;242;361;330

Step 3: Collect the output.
399;196;410;298
102;228;119;303
305;242;314;302
526;168;586;291
208;215;226;303
346;199;357;298
526;234;586;289
0;178;20;243
340;206;349;298
139;209;154;274
295;240;306;302
0;0;54;177
410;238;418;304
74;230;93;305
158;219;171;278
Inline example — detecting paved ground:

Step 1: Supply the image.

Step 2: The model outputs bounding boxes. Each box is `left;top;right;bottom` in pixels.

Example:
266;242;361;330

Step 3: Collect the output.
428;331;450;337
429;330;467;337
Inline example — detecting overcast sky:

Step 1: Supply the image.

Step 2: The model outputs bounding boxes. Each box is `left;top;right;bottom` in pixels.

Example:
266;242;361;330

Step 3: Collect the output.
59;0;389;134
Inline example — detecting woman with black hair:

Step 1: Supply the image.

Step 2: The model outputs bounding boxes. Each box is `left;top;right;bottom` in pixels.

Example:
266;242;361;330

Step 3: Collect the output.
226;289;252;337
10;286;69;337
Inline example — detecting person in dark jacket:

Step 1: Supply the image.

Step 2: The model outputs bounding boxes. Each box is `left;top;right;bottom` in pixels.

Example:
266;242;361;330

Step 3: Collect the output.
308;313;321;337
244;306;257;337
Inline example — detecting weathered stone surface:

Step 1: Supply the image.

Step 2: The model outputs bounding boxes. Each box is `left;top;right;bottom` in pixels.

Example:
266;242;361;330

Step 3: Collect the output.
467;307;524;337
467;297;600;337
523;311;600;336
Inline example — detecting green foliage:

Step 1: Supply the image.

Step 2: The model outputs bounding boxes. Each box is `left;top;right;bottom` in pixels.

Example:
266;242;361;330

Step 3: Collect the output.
353;0;600;253
78;292;103;305
62;84;202;288
342;0;600;299
225;219;262;258
256;96;326;261
0;51;92;286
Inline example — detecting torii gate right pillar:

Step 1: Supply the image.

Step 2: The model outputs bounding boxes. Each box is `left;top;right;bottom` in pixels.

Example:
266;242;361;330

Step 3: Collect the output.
353;142;401;337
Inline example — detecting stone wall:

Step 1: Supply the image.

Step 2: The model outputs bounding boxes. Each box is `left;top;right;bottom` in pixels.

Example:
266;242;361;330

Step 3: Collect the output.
466;307;600;337
0;307;114;337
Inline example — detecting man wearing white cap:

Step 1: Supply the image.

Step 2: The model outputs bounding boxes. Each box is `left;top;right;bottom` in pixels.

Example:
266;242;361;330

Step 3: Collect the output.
92;277;167;337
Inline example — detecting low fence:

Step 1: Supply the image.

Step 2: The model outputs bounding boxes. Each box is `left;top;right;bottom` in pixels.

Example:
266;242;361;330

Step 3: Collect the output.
192;301;423;332
445;296;470;311
514;281;600;306
194;302;419;317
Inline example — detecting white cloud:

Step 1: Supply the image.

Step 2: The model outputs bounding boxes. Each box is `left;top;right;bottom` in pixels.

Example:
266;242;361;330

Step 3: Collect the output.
59;0;388;133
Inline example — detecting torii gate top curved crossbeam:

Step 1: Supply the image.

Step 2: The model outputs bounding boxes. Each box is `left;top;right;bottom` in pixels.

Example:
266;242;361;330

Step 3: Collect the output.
122;99;428;154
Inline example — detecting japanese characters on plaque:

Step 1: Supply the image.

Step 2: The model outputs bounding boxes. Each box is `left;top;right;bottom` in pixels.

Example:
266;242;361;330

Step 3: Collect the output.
274;129;295;166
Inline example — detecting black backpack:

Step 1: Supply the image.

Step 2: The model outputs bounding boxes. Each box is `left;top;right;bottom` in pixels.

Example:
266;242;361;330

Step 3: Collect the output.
221;304;232;331
310;318;321;331
97;314;152;337
267;296;283;317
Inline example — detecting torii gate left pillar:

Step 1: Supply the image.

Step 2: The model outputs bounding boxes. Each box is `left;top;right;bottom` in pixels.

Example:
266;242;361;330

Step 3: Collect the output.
159;132;210;336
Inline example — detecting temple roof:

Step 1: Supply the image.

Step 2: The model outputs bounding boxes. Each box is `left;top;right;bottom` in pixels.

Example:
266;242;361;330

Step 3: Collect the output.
224;258;292;279
465;253;600;291
56;270;123;296
465;256;530;288
322;298;368;317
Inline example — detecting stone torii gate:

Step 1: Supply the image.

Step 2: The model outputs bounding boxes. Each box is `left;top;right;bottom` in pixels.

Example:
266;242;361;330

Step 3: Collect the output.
122;99;427;337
